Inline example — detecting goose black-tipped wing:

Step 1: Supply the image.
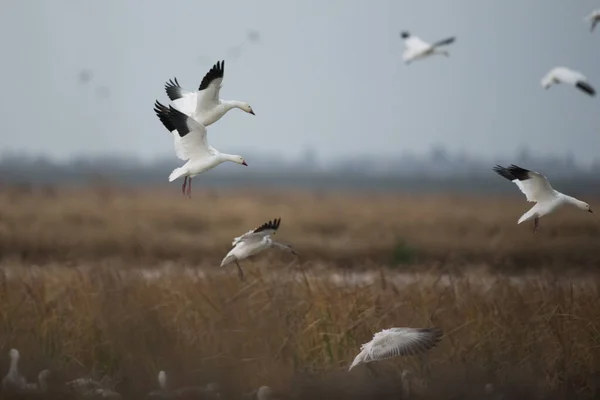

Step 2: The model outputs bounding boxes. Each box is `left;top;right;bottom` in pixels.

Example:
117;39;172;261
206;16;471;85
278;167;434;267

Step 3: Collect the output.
400;31;410;39
253;218;281;234
154;100;175;133
493;165;517;181
165;77;184;101
194;61;226;114
494;164;555;202
230;217;282;247
165;106;210;159
494;164;533;181
167;106;194;137
198;60;225;91
576;81;596;96
432;36;456;47
505;164;534;181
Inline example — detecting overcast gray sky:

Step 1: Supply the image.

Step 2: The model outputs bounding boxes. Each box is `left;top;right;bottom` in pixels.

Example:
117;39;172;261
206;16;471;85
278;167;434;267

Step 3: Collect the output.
0;0;598;165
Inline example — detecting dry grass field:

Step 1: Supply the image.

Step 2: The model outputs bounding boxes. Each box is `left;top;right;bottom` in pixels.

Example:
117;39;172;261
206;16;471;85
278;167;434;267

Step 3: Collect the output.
0;186;599;399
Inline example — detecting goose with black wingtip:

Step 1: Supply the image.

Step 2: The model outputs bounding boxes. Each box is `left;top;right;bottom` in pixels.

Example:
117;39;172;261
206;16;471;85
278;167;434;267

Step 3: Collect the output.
493;164;593;233
400;31;456;64
153;103;248;198
221;218;298;281
164;60;255;126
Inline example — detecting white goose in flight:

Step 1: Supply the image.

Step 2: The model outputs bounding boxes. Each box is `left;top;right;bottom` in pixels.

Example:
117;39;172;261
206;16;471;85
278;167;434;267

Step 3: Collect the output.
400;31;456;64
349;327;443;371
153;102;248;198
221;218;298;281
540;67;596;97
164;60;255;126
493;164;592;233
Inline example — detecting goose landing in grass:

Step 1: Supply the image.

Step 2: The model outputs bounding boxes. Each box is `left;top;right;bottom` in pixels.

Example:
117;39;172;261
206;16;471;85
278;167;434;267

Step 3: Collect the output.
348;327;443;371
220;218;298;281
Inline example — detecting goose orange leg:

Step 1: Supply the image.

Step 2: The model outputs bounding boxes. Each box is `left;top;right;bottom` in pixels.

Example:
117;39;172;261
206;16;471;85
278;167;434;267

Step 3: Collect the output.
181;176;188;195
186;177;192;198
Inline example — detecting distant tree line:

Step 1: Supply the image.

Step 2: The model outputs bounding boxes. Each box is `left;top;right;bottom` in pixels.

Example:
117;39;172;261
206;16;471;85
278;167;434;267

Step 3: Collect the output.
0;147;598;194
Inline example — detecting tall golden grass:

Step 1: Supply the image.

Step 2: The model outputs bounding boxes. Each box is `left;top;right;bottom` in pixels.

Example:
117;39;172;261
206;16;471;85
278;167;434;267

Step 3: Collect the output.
0;187;599;399
0;186;598;269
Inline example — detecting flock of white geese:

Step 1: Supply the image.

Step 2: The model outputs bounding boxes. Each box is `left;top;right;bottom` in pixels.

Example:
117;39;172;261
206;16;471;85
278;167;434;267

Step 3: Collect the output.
3;7;600;400
0;345;437;399
152;27;597;199
2;348;249;399
0;344;508;399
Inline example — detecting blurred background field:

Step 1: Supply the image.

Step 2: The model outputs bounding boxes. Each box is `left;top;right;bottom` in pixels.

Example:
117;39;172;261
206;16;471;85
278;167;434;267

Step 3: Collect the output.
0;186;598;271
0;186;600;399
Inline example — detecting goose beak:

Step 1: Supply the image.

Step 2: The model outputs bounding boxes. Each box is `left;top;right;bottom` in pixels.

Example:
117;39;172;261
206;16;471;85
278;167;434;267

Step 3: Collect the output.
292;250;299;256
249;110;255;115
242;161;248;166
589;209;593;213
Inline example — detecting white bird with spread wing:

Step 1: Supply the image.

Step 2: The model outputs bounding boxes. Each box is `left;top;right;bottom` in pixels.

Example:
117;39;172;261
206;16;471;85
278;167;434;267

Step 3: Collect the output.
400;31;456;64
540;67;596;97
221;218;298;281
164;60;255;126
585;9;600;32
493;164;593;233
153;102;248;198
349;327;443;371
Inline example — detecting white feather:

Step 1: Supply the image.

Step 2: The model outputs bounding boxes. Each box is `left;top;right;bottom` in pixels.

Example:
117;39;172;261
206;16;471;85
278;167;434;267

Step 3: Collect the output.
349;327;442;370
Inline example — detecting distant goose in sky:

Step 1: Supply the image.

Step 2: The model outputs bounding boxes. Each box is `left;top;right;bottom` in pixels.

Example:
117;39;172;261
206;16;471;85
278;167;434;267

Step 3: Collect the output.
221;218;298;281
154;102;248;198
493;164;593;233
164;60;255;126
348;327;443;371
585;9;600;32
400;31;456;64
541;67;596;97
